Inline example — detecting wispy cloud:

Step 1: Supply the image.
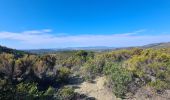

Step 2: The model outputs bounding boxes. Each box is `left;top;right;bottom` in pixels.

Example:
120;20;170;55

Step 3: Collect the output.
0;29;170;49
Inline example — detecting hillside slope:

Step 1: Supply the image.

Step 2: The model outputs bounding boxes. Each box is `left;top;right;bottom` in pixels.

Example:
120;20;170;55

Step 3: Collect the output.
142;42;170;49
0;45;27;56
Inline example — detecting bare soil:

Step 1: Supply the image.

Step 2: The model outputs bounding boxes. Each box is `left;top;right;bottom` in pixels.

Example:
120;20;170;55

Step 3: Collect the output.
74;76;117;100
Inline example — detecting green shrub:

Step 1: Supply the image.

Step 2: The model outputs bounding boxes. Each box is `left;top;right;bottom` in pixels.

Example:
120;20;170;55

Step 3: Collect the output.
148;80;169;91
125;49;170;94
44;86;56;96
57;67;71;83
104;62;132;98
81;56;105;81
57;87;75;100
16;82;43;98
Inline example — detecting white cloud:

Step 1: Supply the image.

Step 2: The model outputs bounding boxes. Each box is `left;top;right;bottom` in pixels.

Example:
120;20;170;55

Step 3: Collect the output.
22;29;52;35
0;29;170;49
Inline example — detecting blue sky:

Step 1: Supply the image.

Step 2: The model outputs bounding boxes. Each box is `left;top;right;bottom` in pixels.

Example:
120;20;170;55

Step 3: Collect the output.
0;0;170;49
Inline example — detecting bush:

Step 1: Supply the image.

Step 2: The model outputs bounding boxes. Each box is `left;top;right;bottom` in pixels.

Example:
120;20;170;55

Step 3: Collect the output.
104;62;132;98
80;55;105;81
124;49;170;96
57;87;75;100
44;86;56;96
57;67;71;83
148;80;169;92
16;82;42;99
125;49;170;87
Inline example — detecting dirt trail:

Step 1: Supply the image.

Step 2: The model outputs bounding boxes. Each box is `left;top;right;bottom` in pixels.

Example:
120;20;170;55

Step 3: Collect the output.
72;76;170;100
74;76;117;100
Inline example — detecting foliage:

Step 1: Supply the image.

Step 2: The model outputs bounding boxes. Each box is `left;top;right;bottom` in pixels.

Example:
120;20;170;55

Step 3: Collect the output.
125;49;170;92
57;67;71;83
44;86;56;96
0;47;170;99
0;45;27;57
148;80;169;92
57;87;75;100
16;82;42;99
104;62;132;98
81;55;105;81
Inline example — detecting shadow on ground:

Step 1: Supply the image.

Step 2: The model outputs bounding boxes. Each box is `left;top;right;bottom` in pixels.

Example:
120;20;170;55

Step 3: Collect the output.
68;75;84;85
74;93;96;100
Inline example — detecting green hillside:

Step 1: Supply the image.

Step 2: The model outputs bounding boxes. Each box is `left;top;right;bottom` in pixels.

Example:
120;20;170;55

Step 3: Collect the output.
142;42;170;49
0;45;28;57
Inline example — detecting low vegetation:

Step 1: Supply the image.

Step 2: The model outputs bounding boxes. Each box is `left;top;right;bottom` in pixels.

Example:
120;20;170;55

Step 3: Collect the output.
0;45;170;99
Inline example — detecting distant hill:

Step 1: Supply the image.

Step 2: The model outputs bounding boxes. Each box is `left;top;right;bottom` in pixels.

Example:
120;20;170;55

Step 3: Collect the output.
113;42;170;50
24;49;57;55
22;42;170;54
24;46;116;54
0;45;27;56
141;42;170;49
64;46;115;50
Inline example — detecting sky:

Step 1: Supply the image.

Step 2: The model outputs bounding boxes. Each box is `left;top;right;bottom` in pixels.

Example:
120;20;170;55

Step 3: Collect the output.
0;0;170;49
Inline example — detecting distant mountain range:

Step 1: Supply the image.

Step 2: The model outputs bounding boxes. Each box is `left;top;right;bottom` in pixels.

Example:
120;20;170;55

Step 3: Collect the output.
1;42;170;55
24;46;116;54
62;46;116;50
24;42;170;54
